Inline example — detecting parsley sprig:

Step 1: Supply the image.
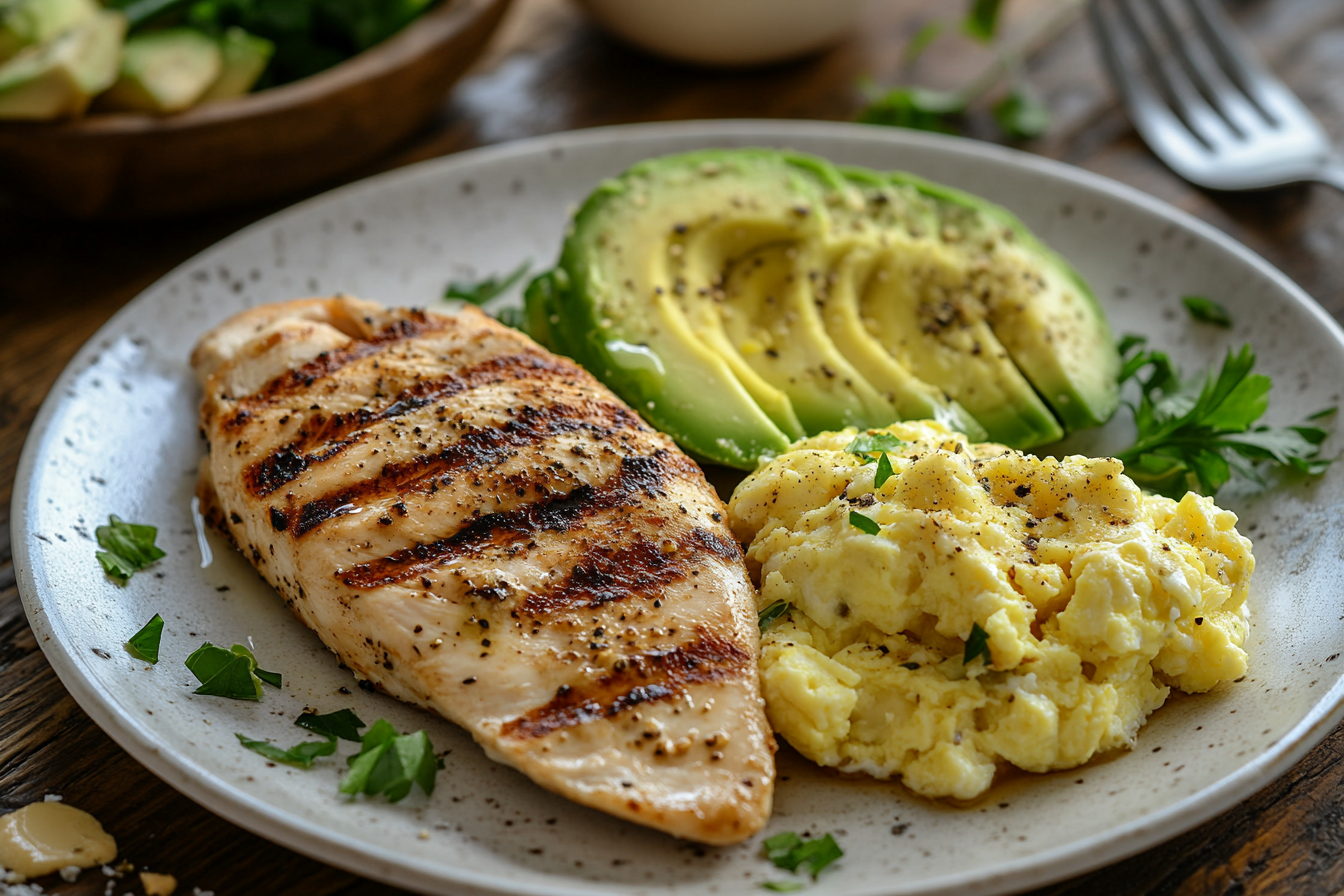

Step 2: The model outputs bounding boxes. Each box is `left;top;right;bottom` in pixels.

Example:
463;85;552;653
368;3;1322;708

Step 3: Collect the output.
185;642;282;700
1116;336;1333;498
126;614;164;664
762;831;844;888
238;708;367;769
445;261;531;306
340;719;440;803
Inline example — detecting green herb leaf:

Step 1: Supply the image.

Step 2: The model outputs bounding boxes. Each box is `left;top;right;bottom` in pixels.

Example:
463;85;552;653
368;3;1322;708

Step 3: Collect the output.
874;452;896;488
95;515;166;585
847;433;907;456
339;719;439;802
904;21;943;66
758;600;791;633
963;0;1003;41
236;733;337;768
125;614;164;664
761;883;805;892
495;306;526;330
963;622;991;666
763;831;844;879
296;708;367;742
856;87;964;134
185;642;278;701
849;511;881;536
445;261;531;305
1116;339;1334;497
992;87;1051;140
1182;296;1232;328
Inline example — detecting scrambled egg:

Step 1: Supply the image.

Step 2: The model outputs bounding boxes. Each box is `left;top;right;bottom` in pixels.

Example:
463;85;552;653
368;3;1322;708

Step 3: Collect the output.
728;421;1253;800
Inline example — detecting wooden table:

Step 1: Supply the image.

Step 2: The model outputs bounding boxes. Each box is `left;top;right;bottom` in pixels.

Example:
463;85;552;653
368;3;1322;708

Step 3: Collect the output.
4;0;1344;892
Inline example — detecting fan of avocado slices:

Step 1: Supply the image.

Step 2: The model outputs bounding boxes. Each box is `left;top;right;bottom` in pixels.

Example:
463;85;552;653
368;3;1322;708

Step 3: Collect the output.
524;148;1120;469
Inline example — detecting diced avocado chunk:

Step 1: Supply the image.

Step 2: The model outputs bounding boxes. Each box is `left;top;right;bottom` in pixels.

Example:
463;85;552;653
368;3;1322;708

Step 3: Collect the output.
0;8;123;120
199;26;272;103
100;27;221;114
529;148;1119;468
0;0;99;64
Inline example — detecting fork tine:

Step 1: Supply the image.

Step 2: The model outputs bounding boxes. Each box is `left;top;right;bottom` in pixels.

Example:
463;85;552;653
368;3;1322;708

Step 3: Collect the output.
1088;0;1213;168
1181;0;1277;119
1139;0;1258;137
1111;0;1234;149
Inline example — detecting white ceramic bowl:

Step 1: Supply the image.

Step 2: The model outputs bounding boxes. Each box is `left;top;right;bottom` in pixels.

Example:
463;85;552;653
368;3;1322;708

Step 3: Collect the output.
575;0;867;66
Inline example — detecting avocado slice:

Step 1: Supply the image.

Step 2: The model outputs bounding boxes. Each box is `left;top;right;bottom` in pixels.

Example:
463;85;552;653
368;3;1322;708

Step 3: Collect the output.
0;0;99;64
0;8;123;120
881;170;1120;432
529;148;1118;468
198;26;272;103
100;27;221;114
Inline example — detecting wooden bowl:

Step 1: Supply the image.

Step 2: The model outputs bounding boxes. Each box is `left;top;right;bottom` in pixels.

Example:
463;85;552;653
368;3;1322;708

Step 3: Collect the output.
0;0;511;219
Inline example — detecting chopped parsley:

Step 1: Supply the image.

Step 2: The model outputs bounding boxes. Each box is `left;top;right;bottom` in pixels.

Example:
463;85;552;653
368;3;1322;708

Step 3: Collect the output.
873;452;896;488
296;708;366;742
95;515;166;584
125;613;164;664
758;600;791;633
763;831;844;880
236;733;337;768
963;0;1003;41
992;87;1051;140
444;260;531;306
761;883;805;893
339;719;439;803
964;622;991;666
1116;336;1333;497
849;511;881;536
903;20;943;66
1182;296;1232;328
846;433;907;457
185;642;282;701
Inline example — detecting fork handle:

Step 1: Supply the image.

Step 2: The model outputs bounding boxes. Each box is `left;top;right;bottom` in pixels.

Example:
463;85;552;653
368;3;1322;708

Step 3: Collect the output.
1314;158;1344;194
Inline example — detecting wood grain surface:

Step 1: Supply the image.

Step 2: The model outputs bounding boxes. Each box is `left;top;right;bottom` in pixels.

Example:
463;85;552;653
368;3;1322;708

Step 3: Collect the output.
4;0;1344;892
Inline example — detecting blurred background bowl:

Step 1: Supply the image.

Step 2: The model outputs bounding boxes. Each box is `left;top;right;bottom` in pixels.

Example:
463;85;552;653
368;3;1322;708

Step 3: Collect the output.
575;0;866;67
0;0;511;219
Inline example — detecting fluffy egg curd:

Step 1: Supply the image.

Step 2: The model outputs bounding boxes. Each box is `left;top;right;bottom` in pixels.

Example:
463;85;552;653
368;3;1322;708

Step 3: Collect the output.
728;421;1253;801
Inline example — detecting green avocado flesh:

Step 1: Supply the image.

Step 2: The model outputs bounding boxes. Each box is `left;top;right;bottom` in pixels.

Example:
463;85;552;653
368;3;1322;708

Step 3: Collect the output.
526;148;1119;468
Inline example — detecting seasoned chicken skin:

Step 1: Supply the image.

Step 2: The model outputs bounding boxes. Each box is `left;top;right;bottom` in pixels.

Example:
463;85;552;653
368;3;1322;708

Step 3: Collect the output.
192;297;774;844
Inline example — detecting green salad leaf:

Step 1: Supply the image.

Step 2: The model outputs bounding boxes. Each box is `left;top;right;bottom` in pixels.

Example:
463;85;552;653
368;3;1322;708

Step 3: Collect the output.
96;515;166;584
125;614;164;664
185;642;281;700
340;719;439;802
1116;337;1333;497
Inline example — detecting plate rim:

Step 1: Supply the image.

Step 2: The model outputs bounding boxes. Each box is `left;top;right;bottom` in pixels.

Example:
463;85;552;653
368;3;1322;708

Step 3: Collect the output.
13;118;1344;896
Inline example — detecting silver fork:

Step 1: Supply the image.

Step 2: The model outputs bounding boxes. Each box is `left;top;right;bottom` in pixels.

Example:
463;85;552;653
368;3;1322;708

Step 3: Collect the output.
1088;0;1344;192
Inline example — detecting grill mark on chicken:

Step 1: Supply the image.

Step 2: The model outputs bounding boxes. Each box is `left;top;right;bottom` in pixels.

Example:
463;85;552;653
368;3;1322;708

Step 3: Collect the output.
243;351;581;497
521;527;742;615
501;633;752;740
222;312;445;430
286;400;646;536
339;450;695;589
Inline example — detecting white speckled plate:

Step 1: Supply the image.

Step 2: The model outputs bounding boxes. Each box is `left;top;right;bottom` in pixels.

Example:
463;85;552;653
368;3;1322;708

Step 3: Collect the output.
14;121;1344;896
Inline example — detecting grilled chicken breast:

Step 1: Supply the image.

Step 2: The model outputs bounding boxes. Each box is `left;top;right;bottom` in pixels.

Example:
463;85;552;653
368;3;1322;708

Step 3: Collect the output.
192;297;774;844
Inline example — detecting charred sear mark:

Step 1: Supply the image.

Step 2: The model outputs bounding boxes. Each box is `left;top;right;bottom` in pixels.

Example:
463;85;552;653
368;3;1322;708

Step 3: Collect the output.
293;400;643;536
523;526;739;614
243;352;578;496
501;633;751;740
340;450;693;589
222;313;443;429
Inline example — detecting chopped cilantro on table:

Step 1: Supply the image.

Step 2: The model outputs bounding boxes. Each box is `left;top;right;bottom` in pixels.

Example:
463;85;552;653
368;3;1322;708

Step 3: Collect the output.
445;261;532;305
758;600;791;633
185;642;282;701
96;515;166;585
125;614;164;664
236;733;337;768
1115;336;1333;498
1182;296;1233;328
963;622;992;666
849;511;881;536
762;831;844;884
340;719;440;802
